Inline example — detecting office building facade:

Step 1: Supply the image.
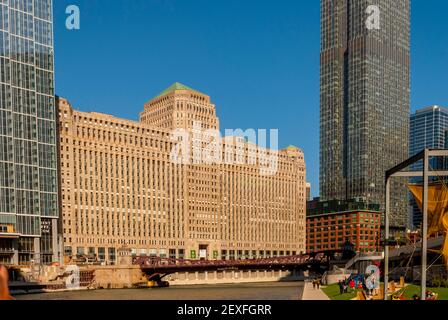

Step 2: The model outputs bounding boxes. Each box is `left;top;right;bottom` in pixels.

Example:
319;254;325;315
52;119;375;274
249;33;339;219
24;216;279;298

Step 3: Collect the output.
320;0;411;232
58;84;306;264
409;105;448;228
306;198;381;253
0;0;59;265
307;210;381;253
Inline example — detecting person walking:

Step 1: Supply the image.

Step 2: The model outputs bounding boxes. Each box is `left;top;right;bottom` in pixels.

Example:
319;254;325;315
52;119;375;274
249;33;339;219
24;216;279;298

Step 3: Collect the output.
312;279;316;289
358;282;363;290
349;279;355;293
0;265;13;300
338;280;343;295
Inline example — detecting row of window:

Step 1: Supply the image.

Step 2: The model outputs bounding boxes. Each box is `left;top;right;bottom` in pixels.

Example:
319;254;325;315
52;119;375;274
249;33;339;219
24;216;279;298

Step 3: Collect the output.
0;86;54;119
0;59;53;94
66;246;300;262
0;188;56;216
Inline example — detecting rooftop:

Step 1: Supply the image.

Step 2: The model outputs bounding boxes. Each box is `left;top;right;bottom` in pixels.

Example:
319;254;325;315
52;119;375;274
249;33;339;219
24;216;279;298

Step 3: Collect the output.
286;145;300;151
415;105;448;114
155;82;204;99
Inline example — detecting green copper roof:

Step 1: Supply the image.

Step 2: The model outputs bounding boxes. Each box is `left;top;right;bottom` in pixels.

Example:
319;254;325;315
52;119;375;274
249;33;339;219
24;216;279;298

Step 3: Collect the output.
155;82;202;99
286;145;299;151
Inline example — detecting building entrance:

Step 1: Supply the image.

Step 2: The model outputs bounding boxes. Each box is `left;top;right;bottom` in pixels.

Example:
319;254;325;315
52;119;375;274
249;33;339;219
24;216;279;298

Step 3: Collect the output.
199;245;208;260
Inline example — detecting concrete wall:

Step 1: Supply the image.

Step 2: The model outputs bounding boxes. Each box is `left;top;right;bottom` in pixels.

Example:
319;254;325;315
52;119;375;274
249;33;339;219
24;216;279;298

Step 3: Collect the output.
17;264;306;290
167;269;305;286
90;266;146;289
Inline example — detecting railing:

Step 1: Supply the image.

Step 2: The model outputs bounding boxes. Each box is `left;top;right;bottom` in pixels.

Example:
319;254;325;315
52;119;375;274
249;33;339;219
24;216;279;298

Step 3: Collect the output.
344;252;383;269
133;253;330;269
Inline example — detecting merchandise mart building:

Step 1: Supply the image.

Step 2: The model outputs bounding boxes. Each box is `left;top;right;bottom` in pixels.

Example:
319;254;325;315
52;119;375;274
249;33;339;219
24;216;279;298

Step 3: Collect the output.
58;83;307;264
0;0;60;265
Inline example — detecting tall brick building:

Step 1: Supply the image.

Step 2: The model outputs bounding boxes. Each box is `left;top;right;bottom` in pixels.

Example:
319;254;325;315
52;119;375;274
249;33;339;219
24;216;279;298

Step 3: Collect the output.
57;83;306;264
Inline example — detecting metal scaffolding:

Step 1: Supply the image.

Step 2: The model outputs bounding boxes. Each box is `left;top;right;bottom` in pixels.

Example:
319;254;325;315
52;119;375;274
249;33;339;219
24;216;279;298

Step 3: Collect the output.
384;149;448;300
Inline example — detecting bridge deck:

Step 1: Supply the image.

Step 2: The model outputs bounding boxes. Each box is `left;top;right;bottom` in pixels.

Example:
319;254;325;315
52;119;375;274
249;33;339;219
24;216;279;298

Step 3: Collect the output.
133;251;344;274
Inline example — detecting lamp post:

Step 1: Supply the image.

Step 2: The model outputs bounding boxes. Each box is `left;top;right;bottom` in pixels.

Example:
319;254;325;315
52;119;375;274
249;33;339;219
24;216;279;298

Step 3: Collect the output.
384;178;390;300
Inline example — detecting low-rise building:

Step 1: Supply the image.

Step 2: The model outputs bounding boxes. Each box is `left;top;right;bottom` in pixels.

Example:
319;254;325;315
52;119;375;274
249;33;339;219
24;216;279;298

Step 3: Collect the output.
306;199;381;253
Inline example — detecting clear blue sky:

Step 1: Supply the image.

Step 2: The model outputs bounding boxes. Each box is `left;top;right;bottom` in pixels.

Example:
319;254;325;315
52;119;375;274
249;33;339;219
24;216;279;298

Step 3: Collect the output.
53;0;448;197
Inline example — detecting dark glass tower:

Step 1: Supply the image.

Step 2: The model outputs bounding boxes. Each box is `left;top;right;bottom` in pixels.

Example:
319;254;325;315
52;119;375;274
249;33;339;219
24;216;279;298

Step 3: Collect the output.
320;0;410;232
409;106;448;229
0;0;59;265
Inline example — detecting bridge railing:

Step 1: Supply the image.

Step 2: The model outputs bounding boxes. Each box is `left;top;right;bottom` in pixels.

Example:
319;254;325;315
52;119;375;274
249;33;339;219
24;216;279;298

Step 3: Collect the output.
133;253;331;269
344;252;384;270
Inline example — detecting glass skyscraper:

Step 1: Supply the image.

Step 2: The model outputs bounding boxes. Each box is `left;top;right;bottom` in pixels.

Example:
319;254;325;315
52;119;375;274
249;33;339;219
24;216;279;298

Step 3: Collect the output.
320;0;410;233
409;105;448;228
0;0;59;265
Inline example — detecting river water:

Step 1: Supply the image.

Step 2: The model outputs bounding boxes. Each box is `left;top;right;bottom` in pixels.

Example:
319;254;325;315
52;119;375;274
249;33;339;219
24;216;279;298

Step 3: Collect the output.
15;282;304;300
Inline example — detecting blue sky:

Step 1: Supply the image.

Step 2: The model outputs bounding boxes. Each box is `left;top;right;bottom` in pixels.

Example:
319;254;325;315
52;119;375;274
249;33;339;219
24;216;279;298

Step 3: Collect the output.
53;0;448;197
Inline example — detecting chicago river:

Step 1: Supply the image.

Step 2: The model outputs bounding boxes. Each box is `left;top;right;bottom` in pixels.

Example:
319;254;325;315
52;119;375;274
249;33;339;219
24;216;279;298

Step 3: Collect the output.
15;282;304;300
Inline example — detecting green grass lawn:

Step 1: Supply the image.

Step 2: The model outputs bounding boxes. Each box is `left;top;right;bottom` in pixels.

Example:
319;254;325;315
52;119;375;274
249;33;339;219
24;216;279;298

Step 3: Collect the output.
321;283;358;300
395;285;448;300
323;283;448;300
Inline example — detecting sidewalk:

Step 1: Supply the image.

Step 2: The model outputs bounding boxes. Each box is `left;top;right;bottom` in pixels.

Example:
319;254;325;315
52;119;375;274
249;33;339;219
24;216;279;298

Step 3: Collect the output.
301;281;330;300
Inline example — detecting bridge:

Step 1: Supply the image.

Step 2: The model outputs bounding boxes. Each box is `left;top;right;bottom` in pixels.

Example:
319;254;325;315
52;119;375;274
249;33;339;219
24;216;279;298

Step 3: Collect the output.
345;252;384;270
133;250;351;282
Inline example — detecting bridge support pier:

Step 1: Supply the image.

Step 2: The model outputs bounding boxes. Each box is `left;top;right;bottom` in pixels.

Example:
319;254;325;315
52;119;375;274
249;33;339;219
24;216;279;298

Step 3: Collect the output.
160;269;304;286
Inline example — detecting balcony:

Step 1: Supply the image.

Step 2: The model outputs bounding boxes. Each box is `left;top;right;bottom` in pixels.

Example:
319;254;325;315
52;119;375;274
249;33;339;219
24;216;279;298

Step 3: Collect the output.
0;232;20;239
0;247;15;254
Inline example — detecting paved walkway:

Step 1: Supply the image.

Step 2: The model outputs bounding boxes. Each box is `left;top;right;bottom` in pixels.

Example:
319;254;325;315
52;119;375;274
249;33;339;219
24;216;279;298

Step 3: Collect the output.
301;281;330;300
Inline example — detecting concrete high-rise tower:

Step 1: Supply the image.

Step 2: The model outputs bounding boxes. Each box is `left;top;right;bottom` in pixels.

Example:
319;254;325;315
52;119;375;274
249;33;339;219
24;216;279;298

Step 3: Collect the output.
0;0;59;264
320;0;410;232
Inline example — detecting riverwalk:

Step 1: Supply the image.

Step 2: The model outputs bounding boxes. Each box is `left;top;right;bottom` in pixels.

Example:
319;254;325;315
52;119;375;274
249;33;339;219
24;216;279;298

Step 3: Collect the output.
301;281;330;300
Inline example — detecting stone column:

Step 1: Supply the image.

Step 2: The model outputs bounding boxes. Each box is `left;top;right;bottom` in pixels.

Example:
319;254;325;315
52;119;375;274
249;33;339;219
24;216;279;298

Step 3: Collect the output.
33;237;41;265
12;239;19;265
52;218;60;263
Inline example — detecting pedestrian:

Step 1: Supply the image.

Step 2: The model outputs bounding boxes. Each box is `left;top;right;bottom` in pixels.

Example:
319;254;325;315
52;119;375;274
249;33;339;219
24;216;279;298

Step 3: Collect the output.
338;280;343;295
349;279;355;293
312;280;316;289
0;265;12;300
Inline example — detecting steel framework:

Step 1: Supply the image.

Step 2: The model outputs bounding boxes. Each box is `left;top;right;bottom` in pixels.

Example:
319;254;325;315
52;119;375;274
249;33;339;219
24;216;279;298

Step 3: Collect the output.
133;253;328;269
132;251;346;276
385;149;448;300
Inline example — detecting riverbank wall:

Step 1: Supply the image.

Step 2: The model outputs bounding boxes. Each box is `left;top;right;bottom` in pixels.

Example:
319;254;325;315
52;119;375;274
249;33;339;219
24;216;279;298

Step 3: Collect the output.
167;269;305;286
9;265;306;294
